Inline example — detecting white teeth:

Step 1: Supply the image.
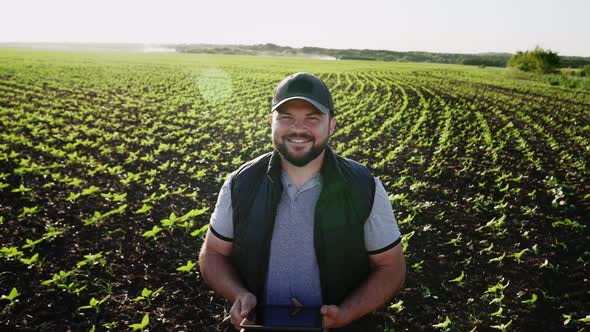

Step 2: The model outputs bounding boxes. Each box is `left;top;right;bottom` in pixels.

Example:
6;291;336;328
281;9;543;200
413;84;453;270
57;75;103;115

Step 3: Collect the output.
290;139;309;143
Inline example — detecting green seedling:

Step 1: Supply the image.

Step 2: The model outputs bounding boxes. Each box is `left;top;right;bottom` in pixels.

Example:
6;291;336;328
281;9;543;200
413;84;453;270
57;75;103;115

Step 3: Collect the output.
552;218;585;230
401;231;415;252
102;321;119;329
77;252;105;268
521;293;537;305
433;316;452;330
489;293;504;305
1;246;24;260
79;295;109;315
489;252;506;264
43;227;64;240
142;193;158;204
479;242;494;255
19;253;39;266
81;185;100;196
398;213;415;226
578;315;590;324
389;300;404;313
182;207;208;220
191;224;209;237
445;234;461;247
191;169;207;180
18;205;39;219
133;287;163;306
129;313;150;331
411;260;424;271
143;225;162;239
112;192;127;202
486;280;510;294
491;319;512;331
136;203;152;214
563;314;572;326
58;281;86;295
66;192;81;201
490;306;503;317
41;269;74;286
176;260;197;273
121;172;142;186
476;214;506;233
160;212;178;229
11;183;32;194
449;271;465;284
511;248;529;263
1;287;20;305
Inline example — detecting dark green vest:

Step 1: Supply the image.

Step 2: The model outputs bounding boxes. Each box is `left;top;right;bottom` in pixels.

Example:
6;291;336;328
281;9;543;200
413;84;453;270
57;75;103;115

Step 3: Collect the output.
230;147;377;331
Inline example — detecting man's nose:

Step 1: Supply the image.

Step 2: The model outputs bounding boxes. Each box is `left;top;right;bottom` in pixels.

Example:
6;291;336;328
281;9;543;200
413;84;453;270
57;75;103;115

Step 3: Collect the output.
289;119;307;131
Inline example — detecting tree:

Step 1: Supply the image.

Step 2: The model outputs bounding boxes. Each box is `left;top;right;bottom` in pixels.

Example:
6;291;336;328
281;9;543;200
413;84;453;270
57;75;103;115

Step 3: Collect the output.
508;46;560;74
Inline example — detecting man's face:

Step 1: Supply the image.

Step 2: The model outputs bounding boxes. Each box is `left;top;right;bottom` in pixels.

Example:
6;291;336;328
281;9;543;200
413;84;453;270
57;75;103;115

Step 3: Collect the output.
270;99;336;167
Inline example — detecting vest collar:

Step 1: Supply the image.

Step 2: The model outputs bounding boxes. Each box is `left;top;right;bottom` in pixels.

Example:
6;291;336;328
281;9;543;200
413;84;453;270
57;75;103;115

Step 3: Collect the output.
266;146;347;192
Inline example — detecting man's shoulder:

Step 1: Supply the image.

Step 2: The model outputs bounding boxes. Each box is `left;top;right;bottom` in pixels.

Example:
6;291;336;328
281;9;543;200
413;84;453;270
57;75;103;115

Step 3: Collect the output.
332;152;374;178
229;152;275;190
233;152;273;174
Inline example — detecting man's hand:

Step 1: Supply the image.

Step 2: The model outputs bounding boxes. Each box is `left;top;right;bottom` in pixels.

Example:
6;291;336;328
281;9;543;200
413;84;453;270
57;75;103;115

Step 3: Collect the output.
230;291;257;331
321;304;349;329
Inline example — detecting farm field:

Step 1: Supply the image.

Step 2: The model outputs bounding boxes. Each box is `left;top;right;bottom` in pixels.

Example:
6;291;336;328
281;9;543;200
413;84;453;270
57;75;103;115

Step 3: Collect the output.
0;49;589;331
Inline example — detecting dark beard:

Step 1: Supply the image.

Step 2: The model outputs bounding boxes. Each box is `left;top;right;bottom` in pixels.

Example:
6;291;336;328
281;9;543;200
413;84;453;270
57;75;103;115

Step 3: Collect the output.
276;136;327;167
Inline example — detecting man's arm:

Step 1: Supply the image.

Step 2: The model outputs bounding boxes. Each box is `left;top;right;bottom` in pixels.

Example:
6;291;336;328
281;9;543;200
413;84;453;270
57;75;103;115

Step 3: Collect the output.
199;229;257;330
321;243;406;328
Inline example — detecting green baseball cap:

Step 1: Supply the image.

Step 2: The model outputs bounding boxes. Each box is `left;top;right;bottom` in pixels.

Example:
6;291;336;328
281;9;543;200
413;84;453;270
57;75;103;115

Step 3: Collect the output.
271;72;334;115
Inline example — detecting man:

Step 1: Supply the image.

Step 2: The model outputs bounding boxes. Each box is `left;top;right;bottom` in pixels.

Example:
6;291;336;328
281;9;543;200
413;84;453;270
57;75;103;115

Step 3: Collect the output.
199;72;406;332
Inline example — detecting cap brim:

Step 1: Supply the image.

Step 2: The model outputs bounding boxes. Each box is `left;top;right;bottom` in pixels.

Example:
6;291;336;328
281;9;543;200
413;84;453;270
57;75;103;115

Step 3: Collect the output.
271;96;330;115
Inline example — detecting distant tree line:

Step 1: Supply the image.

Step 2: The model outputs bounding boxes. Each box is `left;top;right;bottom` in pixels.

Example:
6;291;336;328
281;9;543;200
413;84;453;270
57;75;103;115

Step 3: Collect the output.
508;46;560;74
173;43;590;69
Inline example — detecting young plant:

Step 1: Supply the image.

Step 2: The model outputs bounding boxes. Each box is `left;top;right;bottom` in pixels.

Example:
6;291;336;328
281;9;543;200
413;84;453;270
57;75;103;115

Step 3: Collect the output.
79;295;110;315
190;224;209;237
129;313;150;331
133;287;163;306
143;225;162;240
521;293;537;305
76;252;106;268
449;271;465;284
388;300;404;313
491;319;512;331
411;260;424;271
511;248;529;264
489;252;506;265
136;203;152;214
1;287;20;305
176;260;197;273
160;212;178;230
19;253;39;267
1;246;24;260
433;316;452;331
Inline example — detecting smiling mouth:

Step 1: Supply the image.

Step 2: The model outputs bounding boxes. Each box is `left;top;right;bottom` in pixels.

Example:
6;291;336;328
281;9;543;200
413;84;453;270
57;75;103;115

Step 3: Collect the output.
285;136;313;144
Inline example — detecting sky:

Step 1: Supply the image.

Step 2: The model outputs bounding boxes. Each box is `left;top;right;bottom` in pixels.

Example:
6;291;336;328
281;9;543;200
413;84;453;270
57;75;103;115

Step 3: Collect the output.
1;0;589;56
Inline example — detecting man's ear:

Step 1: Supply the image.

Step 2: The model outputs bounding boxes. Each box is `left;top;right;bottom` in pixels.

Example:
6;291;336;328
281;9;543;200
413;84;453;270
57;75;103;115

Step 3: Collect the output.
329;116;337;135
268;113;273;126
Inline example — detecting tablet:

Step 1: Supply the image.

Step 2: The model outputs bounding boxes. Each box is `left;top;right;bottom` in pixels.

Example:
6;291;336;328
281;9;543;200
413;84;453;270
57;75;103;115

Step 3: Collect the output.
240;305;323;331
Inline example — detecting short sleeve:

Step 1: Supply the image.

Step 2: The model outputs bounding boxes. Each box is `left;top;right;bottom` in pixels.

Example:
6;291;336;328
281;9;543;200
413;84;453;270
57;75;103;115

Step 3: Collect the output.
209;172;234;241
364;177;402;254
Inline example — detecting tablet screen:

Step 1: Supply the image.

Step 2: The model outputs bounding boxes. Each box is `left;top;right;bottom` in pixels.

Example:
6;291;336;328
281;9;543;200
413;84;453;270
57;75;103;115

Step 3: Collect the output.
241;305;323;331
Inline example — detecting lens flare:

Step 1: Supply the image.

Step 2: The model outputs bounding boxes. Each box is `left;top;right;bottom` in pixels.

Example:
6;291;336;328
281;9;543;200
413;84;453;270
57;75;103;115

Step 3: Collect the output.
197;66;232;104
